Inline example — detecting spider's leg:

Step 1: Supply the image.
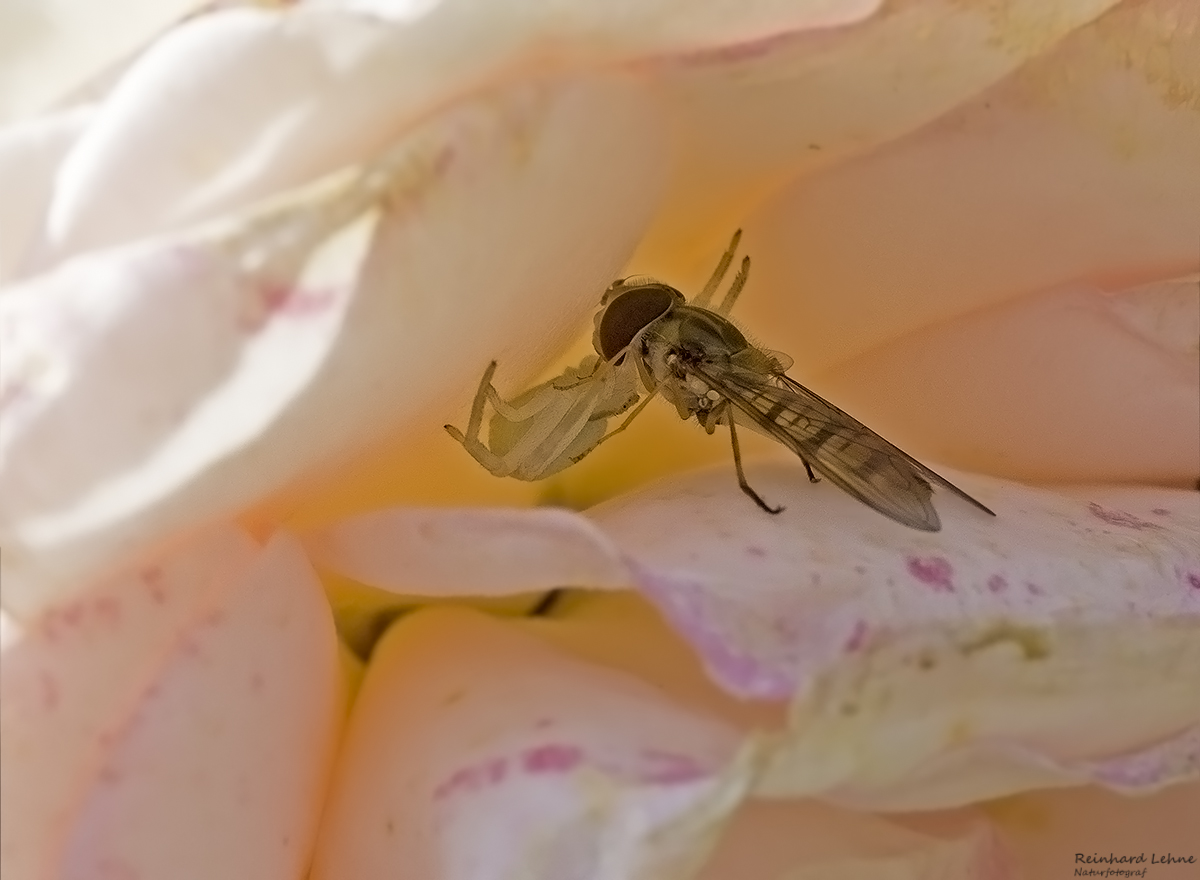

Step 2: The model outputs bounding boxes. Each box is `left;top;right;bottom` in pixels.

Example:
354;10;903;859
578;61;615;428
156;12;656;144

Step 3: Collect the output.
571;390;658;461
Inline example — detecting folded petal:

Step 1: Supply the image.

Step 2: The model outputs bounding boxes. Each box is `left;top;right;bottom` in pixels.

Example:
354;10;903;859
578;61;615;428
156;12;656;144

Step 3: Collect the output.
982;783;1200;878
0;0;204;123
814;274;1200;485
310;606;754;880
737;0;1199;375
0;106;94;283
1;75;665;615
639;0;1122;261
698;800;1013;880
41;0;879;266
310;463;1200;807
0;527;343;880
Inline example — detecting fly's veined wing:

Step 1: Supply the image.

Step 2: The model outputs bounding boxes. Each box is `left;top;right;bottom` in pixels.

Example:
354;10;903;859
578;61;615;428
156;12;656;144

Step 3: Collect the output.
690;362;994;531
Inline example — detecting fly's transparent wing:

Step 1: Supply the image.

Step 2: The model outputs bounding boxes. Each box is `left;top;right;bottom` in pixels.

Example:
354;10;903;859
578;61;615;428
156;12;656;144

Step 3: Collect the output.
690;362;994;531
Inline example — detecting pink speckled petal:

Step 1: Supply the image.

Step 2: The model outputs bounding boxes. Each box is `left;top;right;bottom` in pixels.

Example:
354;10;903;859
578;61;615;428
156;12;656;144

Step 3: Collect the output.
310;464;1199;807
1;76;664;615
737;0;1199;376
311;606;753;880
812;275;1200;486
0;526;343;880
42;0;878;264
589;465;1200;807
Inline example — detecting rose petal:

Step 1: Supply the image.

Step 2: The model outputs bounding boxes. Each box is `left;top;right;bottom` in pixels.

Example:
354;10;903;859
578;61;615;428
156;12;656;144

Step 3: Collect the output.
42;0;878;265
0;106;94;283
1;75;665;615
0;526;343;880
638;0;1122;261
981;783;1200;879
310;606;754;880
304;507;630;597
310;463;1200;806
0;0;204;123
698;800;1013;880
813;275;1200;485
737;0;1200;375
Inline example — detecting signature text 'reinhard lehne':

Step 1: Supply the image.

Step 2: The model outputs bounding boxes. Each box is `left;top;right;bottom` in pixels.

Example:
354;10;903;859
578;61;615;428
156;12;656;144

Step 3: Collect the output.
1076;853;1195;865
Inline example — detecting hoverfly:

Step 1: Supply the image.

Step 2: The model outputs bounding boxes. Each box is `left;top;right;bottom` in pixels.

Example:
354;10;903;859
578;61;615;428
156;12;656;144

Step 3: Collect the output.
445;230;995;531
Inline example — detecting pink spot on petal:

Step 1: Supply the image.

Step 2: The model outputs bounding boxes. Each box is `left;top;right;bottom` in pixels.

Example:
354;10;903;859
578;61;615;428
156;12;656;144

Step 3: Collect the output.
638;750;708;785
906;556;955;593
745;545;766;558
1025;582;1045;597
1151;508;1170;516
522;743;583;774
1187;573;1200;591
1088;502;1161;531
843;619;869;652
987;574;1008;593
433;757;508;801
92;596;121;624
39;671;59;711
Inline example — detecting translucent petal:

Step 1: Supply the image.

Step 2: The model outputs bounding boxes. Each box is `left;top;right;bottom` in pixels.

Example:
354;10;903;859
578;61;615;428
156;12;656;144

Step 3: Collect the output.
815;275;1200;485
735;0;1200;375
0;527;343;880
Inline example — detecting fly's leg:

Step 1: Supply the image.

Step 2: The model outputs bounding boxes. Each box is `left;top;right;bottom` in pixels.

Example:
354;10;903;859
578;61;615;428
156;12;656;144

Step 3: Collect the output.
692;229;742;309
716;256;750;316
569;390;658;462
800;456;820;483
728;414;784;514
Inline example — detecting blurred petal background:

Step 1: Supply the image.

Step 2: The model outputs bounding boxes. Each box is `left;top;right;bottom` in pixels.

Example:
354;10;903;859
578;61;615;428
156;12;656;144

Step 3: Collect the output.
1;1;1197;879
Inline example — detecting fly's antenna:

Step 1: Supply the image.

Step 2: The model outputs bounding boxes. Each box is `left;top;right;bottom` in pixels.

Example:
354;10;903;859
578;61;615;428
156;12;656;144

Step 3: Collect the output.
716;255;750;315
692;229;742;309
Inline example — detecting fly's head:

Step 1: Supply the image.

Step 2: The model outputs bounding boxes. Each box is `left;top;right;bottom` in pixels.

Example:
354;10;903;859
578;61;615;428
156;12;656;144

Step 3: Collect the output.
592;278;684;366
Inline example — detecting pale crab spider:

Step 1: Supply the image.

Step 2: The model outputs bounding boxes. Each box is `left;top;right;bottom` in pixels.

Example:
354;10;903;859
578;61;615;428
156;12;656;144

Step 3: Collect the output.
444;230;756;482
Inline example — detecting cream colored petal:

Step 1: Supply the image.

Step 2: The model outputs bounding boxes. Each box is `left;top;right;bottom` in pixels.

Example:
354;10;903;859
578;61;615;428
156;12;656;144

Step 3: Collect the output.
734;0;1200;375
0;527;343;880
0;0;205;123
304;507;631;597
0;106;94;284
41;0;878;266
980;783;1200;879
637;0;1122;265
1;75;665;616
812;275;1200;485
697;801;1013;880
310;606;754;880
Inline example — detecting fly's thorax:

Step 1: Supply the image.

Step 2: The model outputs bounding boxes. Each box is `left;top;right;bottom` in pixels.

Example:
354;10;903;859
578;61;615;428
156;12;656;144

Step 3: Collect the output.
591;279;686;364
638;305;751;420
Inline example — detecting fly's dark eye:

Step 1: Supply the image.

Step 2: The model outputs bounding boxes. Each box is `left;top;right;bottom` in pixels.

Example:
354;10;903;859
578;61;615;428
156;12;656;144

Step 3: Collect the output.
597;285;678;360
